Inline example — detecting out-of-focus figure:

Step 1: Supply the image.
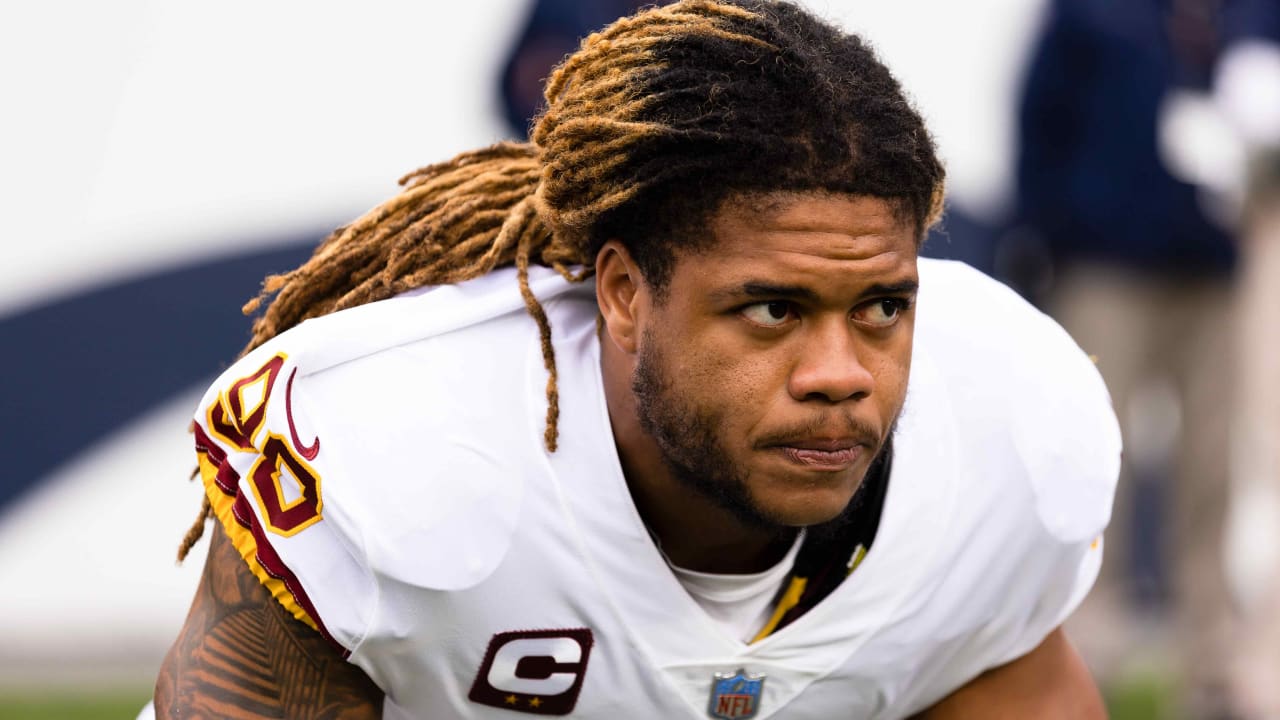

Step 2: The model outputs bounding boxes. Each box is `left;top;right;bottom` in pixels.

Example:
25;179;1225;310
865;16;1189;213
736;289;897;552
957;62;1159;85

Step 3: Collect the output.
1013;0;1242;715
1216;3;1280;717
499;0;675;137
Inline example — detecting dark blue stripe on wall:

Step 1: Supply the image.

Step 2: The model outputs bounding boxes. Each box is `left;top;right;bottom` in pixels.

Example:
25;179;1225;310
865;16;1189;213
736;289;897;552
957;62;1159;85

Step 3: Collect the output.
0;238;317;511
0;212;999;513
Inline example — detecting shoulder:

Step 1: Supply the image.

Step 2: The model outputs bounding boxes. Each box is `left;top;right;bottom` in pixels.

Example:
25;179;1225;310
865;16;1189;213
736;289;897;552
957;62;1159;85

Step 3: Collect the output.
195;266;573;489
199;265;589;460
190;268;593;649
913;259;1121;543
211;265;586;381
877;261;1121;712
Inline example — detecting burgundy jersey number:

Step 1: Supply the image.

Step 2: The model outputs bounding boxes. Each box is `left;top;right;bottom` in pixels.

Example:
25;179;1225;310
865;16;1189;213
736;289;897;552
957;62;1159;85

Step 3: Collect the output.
248;433;323;536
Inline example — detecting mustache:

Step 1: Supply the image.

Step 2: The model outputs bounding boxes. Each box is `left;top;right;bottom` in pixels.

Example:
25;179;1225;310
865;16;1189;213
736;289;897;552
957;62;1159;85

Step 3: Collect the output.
753;413;882;450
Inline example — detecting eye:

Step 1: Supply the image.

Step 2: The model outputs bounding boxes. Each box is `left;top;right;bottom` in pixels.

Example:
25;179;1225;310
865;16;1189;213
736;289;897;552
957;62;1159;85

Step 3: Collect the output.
853;298;910;328
741;301;794;327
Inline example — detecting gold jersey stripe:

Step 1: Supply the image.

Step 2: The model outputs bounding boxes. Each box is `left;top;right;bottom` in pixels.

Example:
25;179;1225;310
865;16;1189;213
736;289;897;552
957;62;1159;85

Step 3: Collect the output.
846;544;868;575
198;452;320;633
750;576;808;644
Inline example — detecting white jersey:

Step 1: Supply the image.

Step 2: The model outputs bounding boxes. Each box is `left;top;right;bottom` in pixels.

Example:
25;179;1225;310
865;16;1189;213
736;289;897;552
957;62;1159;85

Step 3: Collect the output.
191;259;1120;719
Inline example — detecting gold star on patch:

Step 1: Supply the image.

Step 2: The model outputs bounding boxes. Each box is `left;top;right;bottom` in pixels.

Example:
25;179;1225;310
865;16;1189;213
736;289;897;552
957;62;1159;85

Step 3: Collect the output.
504;694;517;705
529;697;542;708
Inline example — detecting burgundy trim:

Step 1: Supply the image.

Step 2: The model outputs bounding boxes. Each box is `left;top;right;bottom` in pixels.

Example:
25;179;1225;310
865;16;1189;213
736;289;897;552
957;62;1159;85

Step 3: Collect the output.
246;510;349;658
285;368;320;461
192;423;227;465
231;491;255;530
193;423;240;497
198;424;347;658
214;463;240;498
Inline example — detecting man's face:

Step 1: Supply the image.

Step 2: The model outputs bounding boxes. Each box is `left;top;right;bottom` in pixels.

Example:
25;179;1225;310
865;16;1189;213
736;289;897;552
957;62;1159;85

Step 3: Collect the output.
631;192;918;531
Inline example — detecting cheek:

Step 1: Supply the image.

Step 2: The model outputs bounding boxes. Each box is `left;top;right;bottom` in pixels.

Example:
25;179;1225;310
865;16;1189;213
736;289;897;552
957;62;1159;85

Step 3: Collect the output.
670;332;781;429
870;332;914;413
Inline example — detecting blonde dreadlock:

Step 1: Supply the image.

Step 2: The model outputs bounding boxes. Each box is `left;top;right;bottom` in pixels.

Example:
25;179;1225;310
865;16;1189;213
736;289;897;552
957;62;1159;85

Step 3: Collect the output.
178;0;947;560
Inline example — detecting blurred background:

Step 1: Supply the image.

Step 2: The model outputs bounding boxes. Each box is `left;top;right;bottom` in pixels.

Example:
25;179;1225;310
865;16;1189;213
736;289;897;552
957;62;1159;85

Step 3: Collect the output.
1;0;1276;718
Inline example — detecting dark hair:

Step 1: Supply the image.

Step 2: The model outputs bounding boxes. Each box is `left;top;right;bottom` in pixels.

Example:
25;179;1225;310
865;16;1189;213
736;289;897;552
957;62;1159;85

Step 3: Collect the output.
544;0;945;289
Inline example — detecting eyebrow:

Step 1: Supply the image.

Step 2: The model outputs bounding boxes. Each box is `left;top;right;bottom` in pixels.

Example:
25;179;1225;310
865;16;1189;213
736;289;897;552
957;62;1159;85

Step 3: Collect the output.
711;279;919;304
861;279;920;298
724;282;821;303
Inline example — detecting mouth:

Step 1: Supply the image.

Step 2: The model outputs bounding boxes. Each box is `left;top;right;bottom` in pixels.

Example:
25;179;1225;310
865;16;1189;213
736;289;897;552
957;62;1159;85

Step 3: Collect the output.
770;438;868;472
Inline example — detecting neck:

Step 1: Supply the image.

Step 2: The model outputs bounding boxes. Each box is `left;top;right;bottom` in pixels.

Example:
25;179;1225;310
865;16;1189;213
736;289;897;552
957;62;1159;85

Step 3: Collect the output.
599;330;796;574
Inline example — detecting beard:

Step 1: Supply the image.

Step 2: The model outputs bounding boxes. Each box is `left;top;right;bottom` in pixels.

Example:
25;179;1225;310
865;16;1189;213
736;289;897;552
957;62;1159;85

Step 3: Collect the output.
632;331;777;531
631;329;894;535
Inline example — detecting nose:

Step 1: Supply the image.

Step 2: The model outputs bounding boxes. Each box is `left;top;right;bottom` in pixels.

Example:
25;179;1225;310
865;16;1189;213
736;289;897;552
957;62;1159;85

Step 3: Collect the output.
787;319;875;403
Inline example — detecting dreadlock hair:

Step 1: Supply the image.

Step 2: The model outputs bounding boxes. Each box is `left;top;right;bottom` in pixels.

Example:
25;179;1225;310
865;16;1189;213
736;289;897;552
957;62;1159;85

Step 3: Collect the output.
177;0;946;561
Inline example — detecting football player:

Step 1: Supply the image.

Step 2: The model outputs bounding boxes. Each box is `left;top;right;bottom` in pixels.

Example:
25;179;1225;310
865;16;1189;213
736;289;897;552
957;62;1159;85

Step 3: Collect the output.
151;1;1119;717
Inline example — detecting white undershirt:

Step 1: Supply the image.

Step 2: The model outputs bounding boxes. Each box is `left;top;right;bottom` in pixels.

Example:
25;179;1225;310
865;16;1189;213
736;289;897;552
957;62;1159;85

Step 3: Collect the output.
665;531;805;644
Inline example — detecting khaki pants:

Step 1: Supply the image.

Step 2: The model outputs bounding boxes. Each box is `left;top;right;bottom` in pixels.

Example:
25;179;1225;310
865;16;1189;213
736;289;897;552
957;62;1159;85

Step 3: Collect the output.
1229;177;1280;719
1051;260;1236;712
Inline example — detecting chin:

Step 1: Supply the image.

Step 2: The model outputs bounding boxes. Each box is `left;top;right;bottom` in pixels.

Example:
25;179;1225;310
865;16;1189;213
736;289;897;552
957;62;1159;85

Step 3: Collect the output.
754;461;869;520
753;483;863;529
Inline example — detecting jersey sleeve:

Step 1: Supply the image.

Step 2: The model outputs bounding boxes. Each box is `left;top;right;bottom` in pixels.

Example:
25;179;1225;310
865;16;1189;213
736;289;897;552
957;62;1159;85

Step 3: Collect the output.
192;344;377;658
988;528;1106;668
997;283;1120;665
898;261;1122;714
971;259;1121;666
899;530;1106;717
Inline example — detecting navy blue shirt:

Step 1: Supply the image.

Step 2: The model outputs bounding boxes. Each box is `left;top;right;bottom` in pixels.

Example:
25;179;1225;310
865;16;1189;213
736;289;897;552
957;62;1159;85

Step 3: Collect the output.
1015;0;1239;272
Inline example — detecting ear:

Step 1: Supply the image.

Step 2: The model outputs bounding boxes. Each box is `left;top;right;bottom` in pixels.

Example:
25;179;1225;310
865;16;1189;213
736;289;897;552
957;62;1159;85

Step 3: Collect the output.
595;240;648;355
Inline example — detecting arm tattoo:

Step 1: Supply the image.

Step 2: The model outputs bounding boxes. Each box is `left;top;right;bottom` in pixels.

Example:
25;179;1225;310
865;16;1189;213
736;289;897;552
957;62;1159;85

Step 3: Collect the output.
155;525;383;719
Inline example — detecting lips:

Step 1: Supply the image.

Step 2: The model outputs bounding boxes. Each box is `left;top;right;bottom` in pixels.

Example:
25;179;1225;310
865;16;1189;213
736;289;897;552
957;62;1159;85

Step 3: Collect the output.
774;438;867;471
786;438;862;452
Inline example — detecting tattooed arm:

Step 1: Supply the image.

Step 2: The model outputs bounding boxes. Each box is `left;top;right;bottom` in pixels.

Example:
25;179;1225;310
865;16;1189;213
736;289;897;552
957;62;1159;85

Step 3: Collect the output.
155;524;383;719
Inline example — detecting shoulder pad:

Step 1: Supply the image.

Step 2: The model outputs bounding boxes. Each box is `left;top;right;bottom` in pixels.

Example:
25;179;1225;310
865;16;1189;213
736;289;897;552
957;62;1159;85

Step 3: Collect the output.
917;260;1121;543
192;269;580;625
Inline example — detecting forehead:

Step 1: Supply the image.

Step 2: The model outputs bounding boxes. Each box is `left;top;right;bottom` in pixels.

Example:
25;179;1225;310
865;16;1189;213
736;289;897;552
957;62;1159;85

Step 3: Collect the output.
672;192;919;294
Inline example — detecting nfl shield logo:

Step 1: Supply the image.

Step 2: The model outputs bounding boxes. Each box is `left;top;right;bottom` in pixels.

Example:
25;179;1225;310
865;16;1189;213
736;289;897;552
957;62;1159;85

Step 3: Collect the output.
707;668;765;719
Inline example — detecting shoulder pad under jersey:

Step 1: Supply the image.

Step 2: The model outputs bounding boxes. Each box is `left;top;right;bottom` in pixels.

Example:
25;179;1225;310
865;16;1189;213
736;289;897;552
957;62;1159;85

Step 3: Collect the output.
916;259;1121;543
191;267;584;651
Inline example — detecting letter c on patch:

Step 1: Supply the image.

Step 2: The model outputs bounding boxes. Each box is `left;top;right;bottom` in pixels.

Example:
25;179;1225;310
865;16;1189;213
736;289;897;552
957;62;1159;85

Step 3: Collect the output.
468;628;594;715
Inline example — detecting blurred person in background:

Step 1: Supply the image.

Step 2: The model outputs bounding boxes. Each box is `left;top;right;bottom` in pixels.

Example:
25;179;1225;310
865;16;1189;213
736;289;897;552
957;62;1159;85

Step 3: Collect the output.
499;0;675;137
1215;2;1280;716
1012;0;1244;716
